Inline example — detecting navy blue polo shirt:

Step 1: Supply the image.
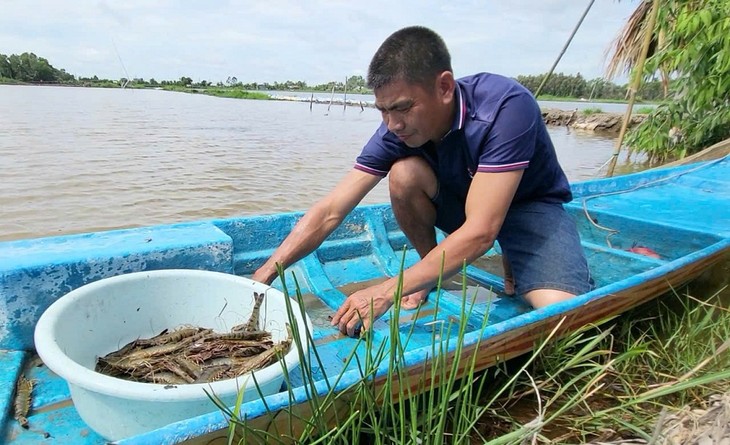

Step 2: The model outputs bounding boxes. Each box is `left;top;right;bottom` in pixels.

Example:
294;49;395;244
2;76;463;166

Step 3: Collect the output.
354;72;572;206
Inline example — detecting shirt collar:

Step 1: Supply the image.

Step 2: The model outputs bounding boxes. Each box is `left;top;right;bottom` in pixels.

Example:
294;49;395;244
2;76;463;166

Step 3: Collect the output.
443;82;466;140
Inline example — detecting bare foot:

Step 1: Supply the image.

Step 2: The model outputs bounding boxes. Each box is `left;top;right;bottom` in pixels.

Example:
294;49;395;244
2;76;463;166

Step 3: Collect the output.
400;289;430;310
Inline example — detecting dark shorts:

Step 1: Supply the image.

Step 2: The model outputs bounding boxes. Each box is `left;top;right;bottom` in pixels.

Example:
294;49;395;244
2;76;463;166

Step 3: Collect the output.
432;184;594;296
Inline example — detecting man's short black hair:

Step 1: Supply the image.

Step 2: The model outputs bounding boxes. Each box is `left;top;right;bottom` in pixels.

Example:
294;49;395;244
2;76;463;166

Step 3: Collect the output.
367;26;452;91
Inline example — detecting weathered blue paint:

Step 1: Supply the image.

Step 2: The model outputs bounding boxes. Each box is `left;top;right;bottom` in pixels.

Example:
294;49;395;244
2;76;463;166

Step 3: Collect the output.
0;223;233;351
0;350;26;440
1;156;729;444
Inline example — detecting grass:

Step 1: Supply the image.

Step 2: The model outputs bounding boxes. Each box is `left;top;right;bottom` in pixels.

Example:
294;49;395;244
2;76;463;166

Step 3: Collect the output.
483;288;730;443
208;264;730;445
634;106;655;115
161;85;271;100
581;107;603;116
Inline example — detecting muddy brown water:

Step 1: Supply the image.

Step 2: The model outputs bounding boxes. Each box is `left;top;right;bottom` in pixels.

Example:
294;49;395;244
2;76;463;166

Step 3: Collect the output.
1;85;621;242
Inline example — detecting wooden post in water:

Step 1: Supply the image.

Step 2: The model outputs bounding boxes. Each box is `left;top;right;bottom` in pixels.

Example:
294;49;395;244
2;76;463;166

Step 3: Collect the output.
327;84;335;112
310;93;313;112
343;76;348;111
606;0;660;177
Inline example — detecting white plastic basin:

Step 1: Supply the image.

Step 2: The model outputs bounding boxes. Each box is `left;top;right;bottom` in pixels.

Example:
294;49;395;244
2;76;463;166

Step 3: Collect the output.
34;269;310;441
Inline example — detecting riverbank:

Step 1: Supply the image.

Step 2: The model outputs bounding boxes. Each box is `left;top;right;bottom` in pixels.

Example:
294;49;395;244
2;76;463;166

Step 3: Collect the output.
266;92;648;134
0;82;645;134
542;108;647;133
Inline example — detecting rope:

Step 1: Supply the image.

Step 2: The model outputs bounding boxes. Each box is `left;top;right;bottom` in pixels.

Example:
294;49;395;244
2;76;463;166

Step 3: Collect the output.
593;154;619;178
534;0;596;98
581;157;726;247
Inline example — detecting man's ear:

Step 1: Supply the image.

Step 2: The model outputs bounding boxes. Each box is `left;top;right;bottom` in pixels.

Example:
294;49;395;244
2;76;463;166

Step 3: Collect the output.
435;71;455;104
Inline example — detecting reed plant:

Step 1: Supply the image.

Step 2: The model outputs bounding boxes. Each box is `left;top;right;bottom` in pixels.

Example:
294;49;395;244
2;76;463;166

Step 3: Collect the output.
484;287;730;443
209;262;729;444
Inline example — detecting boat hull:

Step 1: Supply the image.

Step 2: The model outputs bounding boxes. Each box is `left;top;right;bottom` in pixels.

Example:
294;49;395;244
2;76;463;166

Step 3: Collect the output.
1;156;728;444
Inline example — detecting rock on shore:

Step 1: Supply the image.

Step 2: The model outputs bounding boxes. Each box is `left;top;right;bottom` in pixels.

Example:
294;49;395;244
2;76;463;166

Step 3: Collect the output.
542;108;647;133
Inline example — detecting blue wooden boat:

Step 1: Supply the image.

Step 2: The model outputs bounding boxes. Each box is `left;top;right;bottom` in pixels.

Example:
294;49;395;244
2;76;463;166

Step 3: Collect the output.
1;155;728;444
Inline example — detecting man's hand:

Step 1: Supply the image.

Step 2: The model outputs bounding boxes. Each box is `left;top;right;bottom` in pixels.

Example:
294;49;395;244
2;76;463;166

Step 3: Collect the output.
331;282;395;337
251;267;276;286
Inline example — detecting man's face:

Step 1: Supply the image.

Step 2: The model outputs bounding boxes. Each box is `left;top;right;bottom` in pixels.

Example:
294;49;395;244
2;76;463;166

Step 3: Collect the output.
373;76;453;148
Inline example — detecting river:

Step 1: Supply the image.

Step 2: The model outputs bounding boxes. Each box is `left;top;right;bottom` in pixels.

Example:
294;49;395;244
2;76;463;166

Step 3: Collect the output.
0;85;621;242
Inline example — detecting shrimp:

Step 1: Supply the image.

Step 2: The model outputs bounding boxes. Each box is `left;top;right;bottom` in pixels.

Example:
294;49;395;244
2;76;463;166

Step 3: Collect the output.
14;376;33;429
232;291;265;332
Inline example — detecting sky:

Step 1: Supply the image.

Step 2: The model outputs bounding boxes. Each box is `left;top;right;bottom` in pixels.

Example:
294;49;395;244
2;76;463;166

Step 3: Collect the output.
0;0;639;85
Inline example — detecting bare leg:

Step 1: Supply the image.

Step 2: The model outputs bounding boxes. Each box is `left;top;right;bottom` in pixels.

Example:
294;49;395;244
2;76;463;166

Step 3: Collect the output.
389;157;439;309
523;289;576;308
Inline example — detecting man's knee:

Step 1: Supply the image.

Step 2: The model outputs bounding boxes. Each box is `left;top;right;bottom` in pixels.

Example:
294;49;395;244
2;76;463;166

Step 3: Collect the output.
389;157;437;199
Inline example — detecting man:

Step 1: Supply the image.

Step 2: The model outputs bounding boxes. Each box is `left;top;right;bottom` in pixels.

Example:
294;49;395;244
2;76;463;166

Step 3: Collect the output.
253;26;593;337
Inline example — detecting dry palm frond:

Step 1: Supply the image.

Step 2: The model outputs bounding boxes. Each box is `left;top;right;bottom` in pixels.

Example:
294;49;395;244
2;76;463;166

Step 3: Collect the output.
583;391;730;445
605;0;654;80
655;392;730;445
605;0;670;96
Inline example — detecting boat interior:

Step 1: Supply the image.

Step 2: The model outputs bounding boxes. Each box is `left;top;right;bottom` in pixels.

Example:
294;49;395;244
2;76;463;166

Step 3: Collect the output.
1;157;728;443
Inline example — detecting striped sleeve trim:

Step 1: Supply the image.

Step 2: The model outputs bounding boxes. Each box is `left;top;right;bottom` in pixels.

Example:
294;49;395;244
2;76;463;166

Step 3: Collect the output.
477;160;530;173
354;163;388;177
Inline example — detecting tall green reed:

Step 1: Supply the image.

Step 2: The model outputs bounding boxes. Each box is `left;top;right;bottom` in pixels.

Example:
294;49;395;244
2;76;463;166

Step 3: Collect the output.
209;255;572;445
490;286;730;443
209;265;729;445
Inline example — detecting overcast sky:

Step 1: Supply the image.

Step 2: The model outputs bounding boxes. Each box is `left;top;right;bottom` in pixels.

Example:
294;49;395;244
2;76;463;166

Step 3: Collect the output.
1;1;638;85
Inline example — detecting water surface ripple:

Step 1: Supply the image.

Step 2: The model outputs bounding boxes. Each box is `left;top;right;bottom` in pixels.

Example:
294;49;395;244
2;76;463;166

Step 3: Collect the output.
0;85;616;241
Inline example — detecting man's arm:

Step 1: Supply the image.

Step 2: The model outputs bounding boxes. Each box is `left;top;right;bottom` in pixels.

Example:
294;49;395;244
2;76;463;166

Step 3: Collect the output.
252;169;382;284
398;169;523;294
333;169;523;336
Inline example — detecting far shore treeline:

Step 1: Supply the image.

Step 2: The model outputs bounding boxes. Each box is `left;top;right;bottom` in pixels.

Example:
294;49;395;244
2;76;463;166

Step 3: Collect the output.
0;51;666;102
